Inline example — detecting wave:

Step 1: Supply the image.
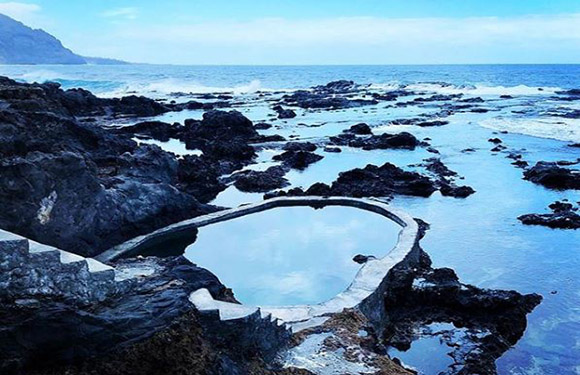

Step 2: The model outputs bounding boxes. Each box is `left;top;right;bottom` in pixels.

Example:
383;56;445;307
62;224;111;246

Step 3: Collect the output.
100;79;289;98
371;82;562;97
480;117;580;143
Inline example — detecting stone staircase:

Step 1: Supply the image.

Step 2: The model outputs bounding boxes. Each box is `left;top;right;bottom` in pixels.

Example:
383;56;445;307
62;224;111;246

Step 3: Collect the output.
0;229;119;305
190;289;292;361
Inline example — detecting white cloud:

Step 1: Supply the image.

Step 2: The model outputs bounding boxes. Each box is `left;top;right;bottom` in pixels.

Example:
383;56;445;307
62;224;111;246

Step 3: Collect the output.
74;13;580;64
101;7;138;20
0;2;41;22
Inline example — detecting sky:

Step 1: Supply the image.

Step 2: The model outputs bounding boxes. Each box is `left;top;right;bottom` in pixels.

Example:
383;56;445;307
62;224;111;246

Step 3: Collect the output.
0;0;579;65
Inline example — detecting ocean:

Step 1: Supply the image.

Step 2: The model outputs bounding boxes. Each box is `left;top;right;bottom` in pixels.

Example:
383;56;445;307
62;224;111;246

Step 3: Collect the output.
0;64;579;374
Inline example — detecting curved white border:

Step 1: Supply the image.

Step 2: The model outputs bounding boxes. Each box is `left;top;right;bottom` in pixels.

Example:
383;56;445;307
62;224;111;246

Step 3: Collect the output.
97;197;420;331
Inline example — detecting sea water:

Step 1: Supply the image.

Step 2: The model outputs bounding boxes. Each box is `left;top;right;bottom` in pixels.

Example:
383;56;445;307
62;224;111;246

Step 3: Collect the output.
1;64;579;374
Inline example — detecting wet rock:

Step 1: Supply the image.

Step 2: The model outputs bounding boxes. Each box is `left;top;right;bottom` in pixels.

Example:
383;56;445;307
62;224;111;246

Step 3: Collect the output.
439;183;476;198
323;146;342;153
353;255;376;264
488;138;503;144
555;88;580;96
345;123;373;135
419;158;476;198
424;158;458;178
255;122;273;130
273;105;297;119
112;121;182;142
231;166;290;193
330;132;420;150
0;79;220;256
500;95;513;99
176;155;227;203
184;110;258;141
518;201;580;229
414;94;462;102
313;80;359;94
512;160;529;168
523;162;580;190
416;120;449;127
283;141;317;152
0;256;236;374
459;97;484;103
273;150;323;170
330;163;437;198
378;244;542;375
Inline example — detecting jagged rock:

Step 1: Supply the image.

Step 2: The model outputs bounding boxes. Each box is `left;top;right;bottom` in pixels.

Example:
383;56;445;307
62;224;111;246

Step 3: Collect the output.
324;146;342;153
177;155;227;203
330;132;420;150
518;201;580;229
416;120;449;127
523;162;580;190
272;105;297;119
345;123;372;135
330;163;437;198
112;121;182;142
283;141;317;152
231;166;290;193
0;256;235;374
378;240;542;375
273;150;323;170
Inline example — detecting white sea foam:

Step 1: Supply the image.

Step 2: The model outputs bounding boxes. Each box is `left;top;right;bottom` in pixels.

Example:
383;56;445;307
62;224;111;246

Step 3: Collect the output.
480;117;580;143
371;81;562;97
15;69;69;83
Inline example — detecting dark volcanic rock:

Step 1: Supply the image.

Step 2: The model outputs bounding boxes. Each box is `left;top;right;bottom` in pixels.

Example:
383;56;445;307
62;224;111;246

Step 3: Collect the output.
231;166;289;193
273;150;323;170
345;123;373;135
378;235;542;375
518;201;580;229
523;162;580;190
330;163;437;198
176;155;227;203
0;256;236;374
0;150;211;257
416;120;449;127
330;132;420;150
283;141;317;152
112;121;182;142
439;183;476;198
0;78;220;256
272;105;297;119
324;146;342;153
185;110;258;141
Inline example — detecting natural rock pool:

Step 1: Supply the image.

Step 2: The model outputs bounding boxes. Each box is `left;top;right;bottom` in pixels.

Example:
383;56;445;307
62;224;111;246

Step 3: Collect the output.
183;206;401;306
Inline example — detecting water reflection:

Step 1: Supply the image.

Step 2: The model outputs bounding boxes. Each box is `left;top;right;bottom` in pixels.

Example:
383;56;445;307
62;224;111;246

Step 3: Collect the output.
184;206;400;306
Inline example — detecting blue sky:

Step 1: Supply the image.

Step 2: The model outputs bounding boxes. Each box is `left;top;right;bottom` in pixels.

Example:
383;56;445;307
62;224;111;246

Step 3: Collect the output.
1;0;579;64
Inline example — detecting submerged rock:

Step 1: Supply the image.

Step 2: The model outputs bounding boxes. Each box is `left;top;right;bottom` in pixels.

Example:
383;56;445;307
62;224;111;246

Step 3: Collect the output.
523;162;580;190
329;131;420;150
231;166;290;193
273;150;324;170
376;234;542;375
518;201;580;229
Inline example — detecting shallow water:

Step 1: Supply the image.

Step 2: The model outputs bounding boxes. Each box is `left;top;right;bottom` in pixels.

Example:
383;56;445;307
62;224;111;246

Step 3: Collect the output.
184;206;401;306
2;64;579;374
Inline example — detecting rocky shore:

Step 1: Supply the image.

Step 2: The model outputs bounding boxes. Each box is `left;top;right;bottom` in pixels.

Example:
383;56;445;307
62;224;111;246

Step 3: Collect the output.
0;77;546;375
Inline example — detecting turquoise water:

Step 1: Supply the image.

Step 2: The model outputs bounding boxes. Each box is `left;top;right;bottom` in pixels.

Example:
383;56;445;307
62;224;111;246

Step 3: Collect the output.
1;64;579;374
185;206;401;306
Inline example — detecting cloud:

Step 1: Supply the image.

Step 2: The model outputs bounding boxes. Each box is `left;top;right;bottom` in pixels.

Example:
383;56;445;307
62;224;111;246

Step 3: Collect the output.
76;13;580;64
101;7;138;20
0;2;41;21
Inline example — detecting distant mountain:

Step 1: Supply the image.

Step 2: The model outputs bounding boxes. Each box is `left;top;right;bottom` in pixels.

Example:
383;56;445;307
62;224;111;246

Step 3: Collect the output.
0;13;128;65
